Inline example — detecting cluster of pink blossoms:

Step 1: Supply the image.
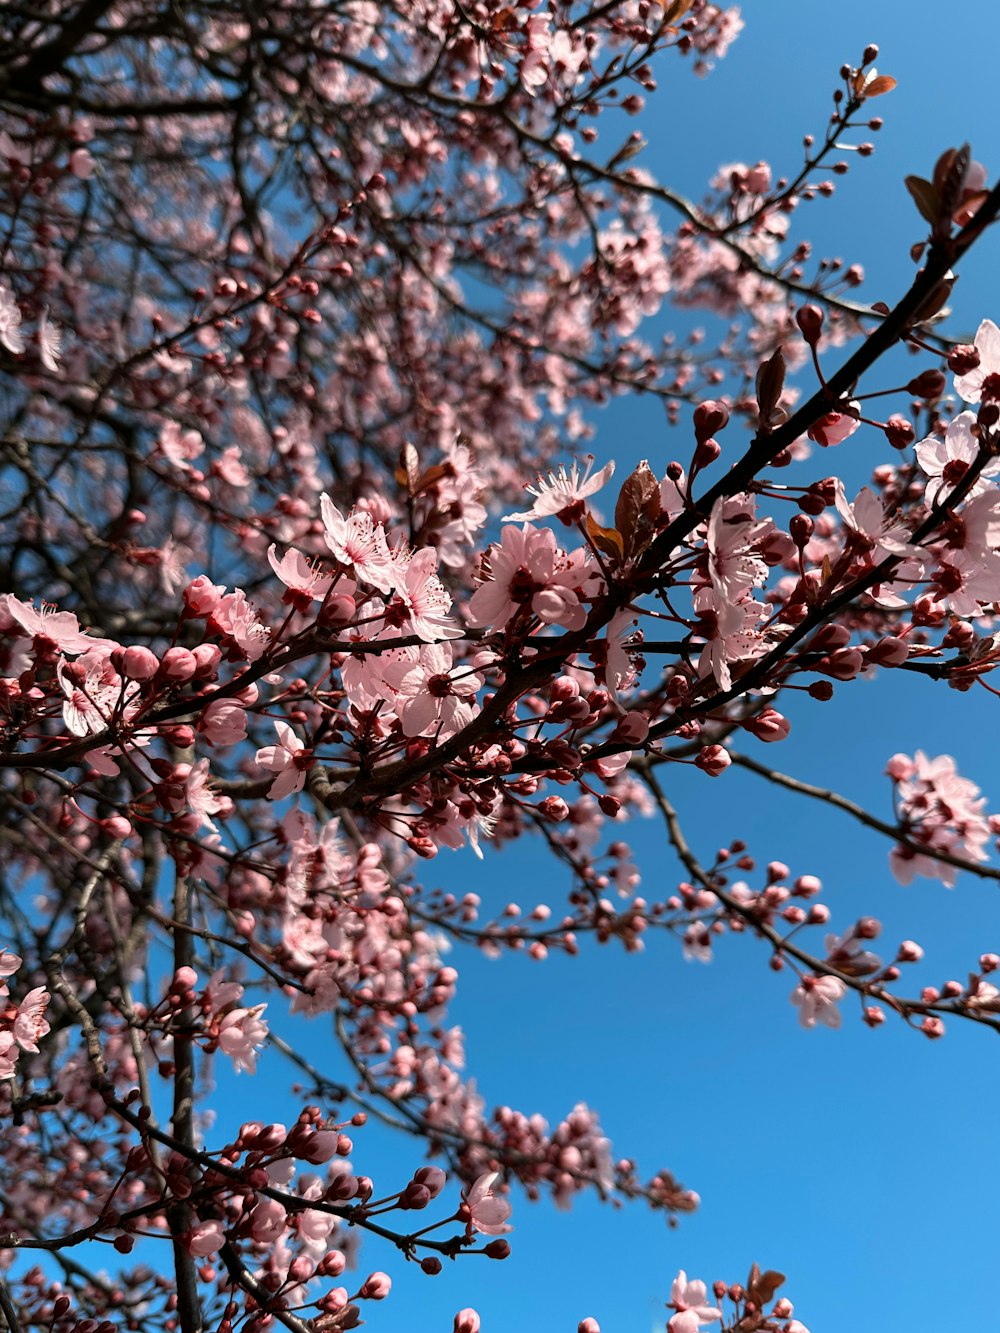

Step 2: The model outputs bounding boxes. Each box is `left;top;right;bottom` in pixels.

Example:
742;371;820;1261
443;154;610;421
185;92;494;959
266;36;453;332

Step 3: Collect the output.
0;951;50;1079
887;751;993;887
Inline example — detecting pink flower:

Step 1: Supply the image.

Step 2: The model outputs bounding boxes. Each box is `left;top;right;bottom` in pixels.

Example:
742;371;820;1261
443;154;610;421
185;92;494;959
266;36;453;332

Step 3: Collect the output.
0;1031;19;1080
187;1219;225;1257
185;759;232;832
667;1271;722;1333
469;526;593;632
267;544;333;604
380;642;481;738
464;1171;513;1235
954;318;1000;403
158;421;204;469
37;310;62;371
0;285;24;355
198;699;248;748
503;456;615;524
3;595;114;655
14;986;50;1053
915;411;1000;505
256;720;311;800
807;405;860;447
790;974;846;1029
210;589;269;661
389;547;461;641
217;1004;268;1073
321;494;393;592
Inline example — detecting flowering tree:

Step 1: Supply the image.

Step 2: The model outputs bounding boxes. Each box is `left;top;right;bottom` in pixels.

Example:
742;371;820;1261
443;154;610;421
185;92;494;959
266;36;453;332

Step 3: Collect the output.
1;2;1000;1330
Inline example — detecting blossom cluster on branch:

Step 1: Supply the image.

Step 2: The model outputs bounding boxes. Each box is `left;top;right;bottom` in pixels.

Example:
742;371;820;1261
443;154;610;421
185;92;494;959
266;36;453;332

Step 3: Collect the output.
1;1;999;1330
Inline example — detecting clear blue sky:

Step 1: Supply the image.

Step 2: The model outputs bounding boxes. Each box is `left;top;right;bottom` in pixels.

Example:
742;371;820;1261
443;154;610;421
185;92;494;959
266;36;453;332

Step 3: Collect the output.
346;6;1000;1331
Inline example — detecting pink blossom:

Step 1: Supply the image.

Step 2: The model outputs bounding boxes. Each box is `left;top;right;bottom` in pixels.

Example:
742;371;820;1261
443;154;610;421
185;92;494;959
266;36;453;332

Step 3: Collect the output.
187;1219;225;1257
915;411;1000;505
184;759;231;832
469;525;594;632
216;1004;268;1073
37;310;62;371
790;974;846;1029
464;1171;513;1235
807;407;860;447
954;318;1000;403
0;285;24;355
210;589;269;661
198;698;248;748
503;456;615;524
3;595;114;655
0;1031;18;1080
320;494;393;592
256;720;311;800
666;1271;722;1333
389;547;461;641
14;986;50;1053
380;642;481;738
267;544;333;603
158;421;204;469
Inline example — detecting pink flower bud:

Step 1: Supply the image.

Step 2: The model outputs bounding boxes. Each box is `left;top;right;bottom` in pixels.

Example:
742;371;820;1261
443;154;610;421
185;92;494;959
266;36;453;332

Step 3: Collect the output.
318;1251;346;1278
121;645;159;680
160;646;197;681
695;744;731;777
192;643;223;676
897;940;923;963
414;1166;447;1197
578;1321;601;1333
453;1311;481;1333
359;1272;391;1300
795;303;824;346
885;414;914;449
101;815;132;839
612;711;649;744
693;399;730;444
184;576;224;617
870;637;909;666
745;708;790;742
539;796;570;821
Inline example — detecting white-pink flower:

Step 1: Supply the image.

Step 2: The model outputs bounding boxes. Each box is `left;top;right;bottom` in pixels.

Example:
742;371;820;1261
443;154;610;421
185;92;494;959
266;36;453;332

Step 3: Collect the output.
667;1271;722;1333
380;642;481;738
464;1171;513;1235
389;547;461;641
255;720;311;800
267;544;333;603
790;974;846;1029
954;318;1000;403
0;285;24;355
217;1004;268;1073
187;1219;226;1257
37;309;62;372
320;494;393;592
503;456;615;523
14;986;50;1053
915;411;1000;506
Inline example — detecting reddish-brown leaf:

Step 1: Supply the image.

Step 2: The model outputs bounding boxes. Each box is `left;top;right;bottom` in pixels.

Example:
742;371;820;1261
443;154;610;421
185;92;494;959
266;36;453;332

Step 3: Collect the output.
904;175;940;225
755;347;786;427
862;74;896;98
586;513;625;563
